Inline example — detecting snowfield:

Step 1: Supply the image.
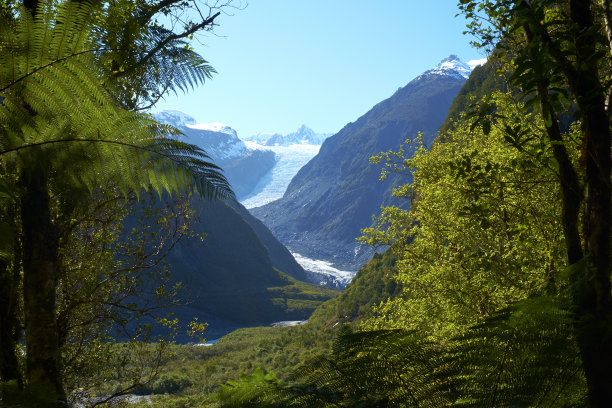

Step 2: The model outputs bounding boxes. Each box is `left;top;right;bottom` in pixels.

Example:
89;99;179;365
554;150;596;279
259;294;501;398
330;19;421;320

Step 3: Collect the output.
291;252;354;287
240;142;321;209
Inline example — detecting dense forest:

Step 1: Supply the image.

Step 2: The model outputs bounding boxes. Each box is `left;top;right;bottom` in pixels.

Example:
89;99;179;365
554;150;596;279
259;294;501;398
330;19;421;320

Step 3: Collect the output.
2;0;612;407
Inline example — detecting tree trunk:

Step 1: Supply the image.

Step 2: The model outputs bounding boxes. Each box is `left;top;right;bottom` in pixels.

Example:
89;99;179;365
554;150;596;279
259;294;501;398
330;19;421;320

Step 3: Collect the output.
0;258;22;387
567;1;612;406
521;1;612;404
20;169;66;405
600;0;612;115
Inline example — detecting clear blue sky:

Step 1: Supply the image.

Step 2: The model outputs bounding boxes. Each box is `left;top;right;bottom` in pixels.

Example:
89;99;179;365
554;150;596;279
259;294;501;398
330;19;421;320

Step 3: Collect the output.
153;1;485;138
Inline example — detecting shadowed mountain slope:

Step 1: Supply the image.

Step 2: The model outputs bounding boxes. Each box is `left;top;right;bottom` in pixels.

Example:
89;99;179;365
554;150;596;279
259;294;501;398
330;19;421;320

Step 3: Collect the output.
162;199;337;340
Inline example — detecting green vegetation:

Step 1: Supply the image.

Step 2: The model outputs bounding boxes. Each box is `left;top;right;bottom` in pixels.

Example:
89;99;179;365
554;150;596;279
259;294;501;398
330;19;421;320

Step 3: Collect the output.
438;59;507;135
3;0;612;407
265;271;340;318
309;249;402;327
216;1;612;407
0;0;235;405
362;92;566;339
92;248;395;406
106;323;339;407
220;299;585;407
215;90;585;406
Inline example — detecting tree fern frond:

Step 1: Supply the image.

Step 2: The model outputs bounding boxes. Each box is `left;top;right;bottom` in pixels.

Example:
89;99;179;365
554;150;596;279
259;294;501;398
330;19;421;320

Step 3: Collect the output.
218;329;456;408
218;296;587;407
446;296;586;407
98;22;217;109
0;1;232;202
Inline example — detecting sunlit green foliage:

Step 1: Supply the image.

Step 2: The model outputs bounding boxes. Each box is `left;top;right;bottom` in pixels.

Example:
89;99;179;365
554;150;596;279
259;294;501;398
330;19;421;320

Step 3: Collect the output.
456;2;612;402
361;92;568;339
103;323;338;407
217;297;585;408
309;248;402;327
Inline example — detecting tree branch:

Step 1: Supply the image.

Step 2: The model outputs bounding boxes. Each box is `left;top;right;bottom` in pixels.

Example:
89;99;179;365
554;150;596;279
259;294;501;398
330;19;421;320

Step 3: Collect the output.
133;80;173;111
114;12;220;79
137;0;186;25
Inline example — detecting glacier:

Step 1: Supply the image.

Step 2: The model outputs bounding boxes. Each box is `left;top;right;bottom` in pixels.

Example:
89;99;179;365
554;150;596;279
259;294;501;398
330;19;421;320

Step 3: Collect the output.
291;252;354;288
240;142;321;209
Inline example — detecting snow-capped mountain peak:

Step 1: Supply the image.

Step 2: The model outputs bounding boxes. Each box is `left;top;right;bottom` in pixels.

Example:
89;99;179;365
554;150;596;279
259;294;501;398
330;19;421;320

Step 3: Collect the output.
246;125;331;146
436;55;472;78
154;110;245;161
287;125;316;144
154;109;197;127
417;55;484;80
186;122;237;138
295;124;312;134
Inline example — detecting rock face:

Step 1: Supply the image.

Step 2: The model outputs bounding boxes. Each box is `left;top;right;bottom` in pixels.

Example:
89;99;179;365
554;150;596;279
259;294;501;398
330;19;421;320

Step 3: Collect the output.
222;150;277;199
154;110;276;200
251;56;469;272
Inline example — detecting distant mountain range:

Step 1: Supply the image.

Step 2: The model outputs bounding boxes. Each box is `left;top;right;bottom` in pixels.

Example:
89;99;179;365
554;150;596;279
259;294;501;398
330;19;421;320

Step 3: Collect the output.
155;110;276;201
245;125;332;146
154;111;347;290
251;55;473;273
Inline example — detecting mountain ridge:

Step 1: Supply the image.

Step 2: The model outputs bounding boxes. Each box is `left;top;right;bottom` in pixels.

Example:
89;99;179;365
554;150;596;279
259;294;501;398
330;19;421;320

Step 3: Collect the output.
154;110;276;200
251;56;470;276
162;198;337;340
245;125;332;146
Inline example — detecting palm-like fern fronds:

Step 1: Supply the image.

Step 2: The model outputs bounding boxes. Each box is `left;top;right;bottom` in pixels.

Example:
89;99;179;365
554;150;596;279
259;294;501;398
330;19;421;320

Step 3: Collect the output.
136;25;216;93
218;328;456;408
0;0;232;268
446;296;586;407
217;368;288;408
0;0;230;402
96;19;217;110
0;0;232;201
218;296;587;407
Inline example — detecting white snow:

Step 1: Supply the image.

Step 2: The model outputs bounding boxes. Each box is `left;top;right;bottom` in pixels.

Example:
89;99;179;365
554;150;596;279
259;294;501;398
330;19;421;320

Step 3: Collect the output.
186;122;238;137
240;143;321;209
244;140;267;150
155;109;245;161
468;58;488;69
417;55;477;80
291;252;354;286
269;320;307;327
154;108;197;126
245;125;331;146
213;140;247;161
